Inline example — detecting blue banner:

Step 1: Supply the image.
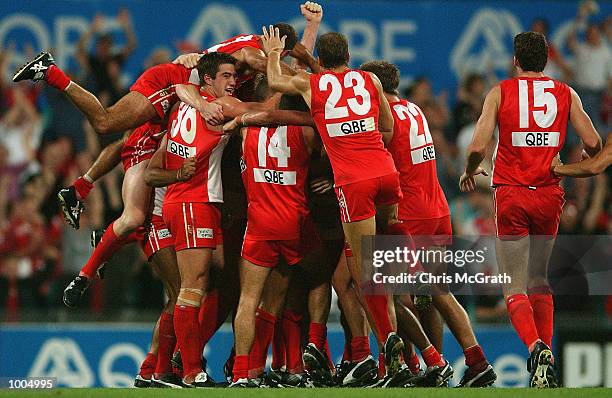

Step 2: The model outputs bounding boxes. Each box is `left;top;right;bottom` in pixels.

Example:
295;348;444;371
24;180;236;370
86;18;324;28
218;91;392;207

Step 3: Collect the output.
0;1;610;94
0;323;530;387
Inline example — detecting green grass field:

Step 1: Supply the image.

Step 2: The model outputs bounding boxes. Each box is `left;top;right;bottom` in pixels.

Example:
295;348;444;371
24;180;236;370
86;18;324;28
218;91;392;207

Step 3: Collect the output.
1;388;610;398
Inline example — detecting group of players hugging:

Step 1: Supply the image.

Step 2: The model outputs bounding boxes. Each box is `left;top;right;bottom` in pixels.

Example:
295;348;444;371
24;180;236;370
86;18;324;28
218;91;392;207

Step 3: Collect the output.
12;0;608;390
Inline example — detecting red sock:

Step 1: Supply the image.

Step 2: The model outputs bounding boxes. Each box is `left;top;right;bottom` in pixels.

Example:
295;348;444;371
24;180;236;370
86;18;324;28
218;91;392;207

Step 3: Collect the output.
271;318;286;370
46;65;71;91
350;336;370;362
139;352;156;378
198;290;231;347
154;312;176;376
174;305;203;379
464;345;486;368
506;294;540;350
281;310;303;373
232;355;248;382
378;353;385;378
361;289;393;343
80;222;127;278
248;309;276;378
308;322;326;351
422;345;444;368
408;354;421;374
529;289;554;348
73;176;94;200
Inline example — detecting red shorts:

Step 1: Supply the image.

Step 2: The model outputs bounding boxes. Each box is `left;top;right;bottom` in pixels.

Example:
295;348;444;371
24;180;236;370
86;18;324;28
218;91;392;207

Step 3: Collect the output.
140;214;174;260
130;64;195;119
335;172;402;223
241;218;320;268
494;185;564;240
162;202;221;251
121;123;163;171
387;215;453;248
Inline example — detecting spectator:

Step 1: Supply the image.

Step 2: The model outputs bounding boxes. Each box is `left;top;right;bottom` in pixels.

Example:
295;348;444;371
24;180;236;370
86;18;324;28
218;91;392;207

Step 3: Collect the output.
75;9;137;104
531;17;573;81
567;2;612;138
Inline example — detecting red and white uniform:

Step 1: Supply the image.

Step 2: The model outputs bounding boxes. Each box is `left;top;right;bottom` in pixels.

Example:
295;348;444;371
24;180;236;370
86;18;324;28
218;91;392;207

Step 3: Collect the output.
493;77;569;239
130;63;199;119
309;69;401;222
240;125;318;267
162;97;230;251
141;187;174;260
386;99;451;247
204;34;263;88
121;122;166;171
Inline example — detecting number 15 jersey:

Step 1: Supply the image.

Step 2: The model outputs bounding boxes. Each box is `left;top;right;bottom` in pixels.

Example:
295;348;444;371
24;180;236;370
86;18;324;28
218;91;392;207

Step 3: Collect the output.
310;69;396;186
493;77;570;187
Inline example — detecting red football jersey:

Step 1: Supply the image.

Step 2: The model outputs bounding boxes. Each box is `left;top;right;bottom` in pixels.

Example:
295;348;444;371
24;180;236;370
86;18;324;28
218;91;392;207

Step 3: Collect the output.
493;77;570;187
388;99;449;220
241;125;311;240
204;34;263;87
309;69;396;186
164;97;230;204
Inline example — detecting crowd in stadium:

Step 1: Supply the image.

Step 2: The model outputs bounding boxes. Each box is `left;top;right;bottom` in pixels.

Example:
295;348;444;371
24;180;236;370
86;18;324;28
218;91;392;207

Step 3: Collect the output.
0;0;610;389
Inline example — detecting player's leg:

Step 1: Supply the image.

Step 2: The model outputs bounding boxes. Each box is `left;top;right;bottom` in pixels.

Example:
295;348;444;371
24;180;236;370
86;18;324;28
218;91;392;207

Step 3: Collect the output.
59;135;127;229
63;160;152;307
527;237;555;349
174;248;212;386
232;259;272;385
280;276;306;376
248;264;290;381
135;317;161;388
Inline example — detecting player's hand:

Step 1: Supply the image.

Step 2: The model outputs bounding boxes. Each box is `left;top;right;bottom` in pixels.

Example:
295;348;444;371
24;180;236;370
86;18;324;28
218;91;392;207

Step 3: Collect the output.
262;25;286;55
177;157;196;181
550;155;563;174
200;101;224;126
310;176;333;194
173;53;202;69
459;167;488;192
300;2;323;23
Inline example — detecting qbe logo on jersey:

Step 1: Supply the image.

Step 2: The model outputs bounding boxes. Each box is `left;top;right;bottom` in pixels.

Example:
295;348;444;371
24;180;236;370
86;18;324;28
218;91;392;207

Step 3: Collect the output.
327;117;375;137
253;168;297;185
168;139;196;158
512;132;560;147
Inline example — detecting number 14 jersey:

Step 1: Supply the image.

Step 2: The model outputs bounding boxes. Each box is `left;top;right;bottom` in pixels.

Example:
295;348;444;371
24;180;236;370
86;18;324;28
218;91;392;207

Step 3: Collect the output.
309;69;396;186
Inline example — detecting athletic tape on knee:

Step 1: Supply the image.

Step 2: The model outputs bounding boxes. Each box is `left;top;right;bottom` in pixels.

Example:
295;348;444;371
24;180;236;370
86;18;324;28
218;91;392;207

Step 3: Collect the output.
177;288;205;307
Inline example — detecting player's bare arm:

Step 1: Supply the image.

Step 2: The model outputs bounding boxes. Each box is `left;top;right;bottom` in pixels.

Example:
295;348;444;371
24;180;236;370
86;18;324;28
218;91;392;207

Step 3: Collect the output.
262;26;312;104
459;85;499;192
368;72;394;145
552;137;612;177
144;135;196;187
175;84;224;125
569;87;602;157
223;110;315;133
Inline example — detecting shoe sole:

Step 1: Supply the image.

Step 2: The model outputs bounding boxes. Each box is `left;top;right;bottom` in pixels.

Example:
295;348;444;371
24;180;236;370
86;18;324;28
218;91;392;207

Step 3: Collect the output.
57;192;79;230
62;289;80;308
531;349;555;388
12;52;47;82
151;379;183;389
385;338;404;377
302;352;333;384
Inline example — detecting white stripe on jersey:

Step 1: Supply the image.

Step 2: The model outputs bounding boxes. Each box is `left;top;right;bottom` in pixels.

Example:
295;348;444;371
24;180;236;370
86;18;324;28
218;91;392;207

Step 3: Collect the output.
152;187;166;217
206;135;230;203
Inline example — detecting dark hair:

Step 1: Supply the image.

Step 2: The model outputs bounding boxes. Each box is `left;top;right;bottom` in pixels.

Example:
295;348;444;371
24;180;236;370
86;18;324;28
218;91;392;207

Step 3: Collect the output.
279;94;308;112
359;61;400;95
464;73;484;92
315;32;349;69
197;52;237;85
513;31;548;72
252;73;270;102
274;23;298;51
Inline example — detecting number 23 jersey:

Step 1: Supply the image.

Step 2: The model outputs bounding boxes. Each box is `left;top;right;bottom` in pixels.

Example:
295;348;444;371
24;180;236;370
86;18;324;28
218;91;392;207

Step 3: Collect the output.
309;69;396;187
